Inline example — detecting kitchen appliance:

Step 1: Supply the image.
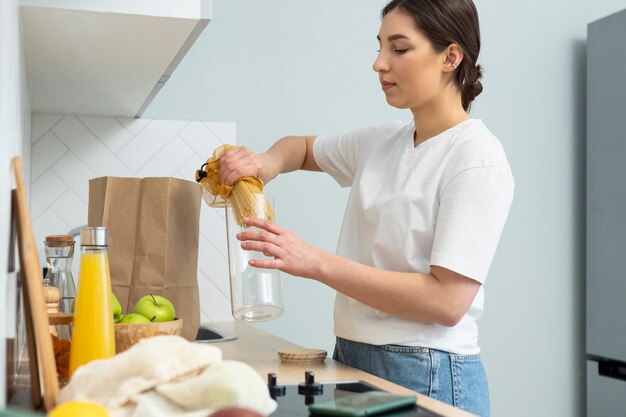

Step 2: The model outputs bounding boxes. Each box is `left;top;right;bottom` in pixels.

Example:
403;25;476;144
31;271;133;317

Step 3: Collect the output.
268;371;443;417
586;8;626;416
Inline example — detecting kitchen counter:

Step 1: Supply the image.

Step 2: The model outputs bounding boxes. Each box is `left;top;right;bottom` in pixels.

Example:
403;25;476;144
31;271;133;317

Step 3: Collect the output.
8;321;476;416
210;321;476;417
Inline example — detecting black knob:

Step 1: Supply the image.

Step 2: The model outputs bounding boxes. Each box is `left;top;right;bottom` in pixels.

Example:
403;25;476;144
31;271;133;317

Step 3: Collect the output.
267;372;286;397
298;370;323;395
305;371;315;384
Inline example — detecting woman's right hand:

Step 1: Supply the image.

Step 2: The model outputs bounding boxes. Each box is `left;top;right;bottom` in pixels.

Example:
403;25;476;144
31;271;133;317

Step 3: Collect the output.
218;146;270;186
218;136;318;186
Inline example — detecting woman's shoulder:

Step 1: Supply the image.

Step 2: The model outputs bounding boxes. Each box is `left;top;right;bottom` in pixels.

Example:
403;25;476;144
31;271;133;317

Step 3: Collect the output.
454;119;498;143
447;119;511;167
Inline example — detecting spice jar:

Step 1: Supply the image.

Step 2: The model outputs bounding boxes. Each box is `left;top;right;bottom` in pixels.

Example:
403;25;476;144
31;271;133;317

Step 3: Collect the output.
44;235;76;340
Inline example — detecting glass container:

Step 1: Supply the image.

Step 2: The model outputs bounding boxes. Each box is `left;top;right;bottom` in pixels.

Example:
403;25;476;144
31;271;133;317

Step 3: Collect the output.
225;193;284;322
44;235;76;340
69;226;115;376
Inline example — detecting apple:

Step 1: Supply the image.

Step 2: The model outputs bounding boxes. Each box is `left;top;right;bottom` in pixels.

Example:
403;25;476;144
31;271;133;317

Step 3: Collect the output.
111;292;123;322
132;295;175;322
117;313;151;324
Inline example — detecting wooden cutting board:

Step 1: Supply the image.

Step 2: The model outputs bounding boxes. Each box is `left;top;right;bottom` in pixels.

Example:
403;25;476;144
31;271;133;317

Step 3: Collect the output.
12;156;59;410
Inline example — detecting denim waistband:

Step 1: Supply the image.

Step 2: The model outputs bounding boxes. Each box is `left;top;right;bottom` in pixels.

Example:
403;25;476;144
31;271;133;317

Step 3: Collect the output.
333;336;490;417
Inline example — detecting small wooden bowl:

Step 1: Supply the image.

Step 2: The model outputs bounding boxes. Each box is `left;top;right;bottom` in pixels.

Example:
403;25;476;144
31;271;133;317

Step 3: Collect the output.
114;318;183;353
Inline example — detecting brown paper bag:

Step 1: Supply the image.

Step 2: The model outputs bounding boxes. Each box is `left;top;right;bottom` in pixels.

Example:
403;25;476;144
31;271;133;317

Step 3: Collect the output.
88;177;202;340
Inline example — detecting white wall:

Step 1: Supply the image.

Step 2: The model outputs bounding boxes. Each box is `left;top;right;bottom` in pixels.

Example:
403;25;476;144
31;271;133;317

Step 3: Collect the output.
0;0;31;407
29;114;236;323
144;1;626;416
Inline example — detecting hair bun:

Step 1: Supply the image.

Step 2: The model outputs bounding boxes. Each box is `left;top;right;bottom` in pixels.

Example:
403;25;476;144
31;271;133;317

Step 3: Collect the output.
463;64;483;106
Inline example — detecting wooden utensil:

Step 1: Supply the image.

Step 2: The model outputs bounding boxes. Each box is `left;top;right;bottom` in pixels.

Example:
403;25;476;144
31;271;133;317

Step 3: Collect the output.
12;156;59;410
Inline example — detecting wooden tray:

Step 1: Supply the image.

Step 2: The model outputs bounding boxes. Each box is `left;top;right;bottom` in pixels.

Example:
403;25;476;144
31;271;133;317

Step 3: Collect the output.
12;157;59;410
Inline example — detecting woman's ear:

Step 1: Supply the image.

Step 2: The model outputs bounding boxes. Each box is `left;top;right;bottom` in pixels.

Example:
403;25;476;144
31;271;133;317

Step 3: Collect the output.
442;44;464;73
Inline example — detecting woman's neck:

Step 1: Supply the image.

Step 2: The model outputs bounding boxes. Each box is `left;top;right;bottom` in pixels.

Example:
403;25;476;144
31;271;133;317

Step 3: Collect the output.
410;96;469;147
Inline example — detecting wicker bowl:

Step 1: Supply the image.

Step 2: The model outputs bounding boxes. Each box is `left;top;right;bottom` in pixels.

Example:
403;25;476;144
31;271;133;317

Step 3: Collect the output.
114;318;183;353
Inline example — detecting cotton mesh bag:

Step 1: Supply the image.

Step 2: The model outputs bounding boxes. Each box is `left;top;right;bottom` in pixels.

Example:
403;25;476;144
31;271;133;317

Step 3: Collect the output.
58;335;277;417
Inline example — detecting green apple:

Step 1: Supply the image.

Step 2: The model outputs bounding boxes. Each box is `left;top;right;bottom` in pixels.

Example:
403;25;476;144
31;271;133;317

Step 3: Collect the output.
132;295;175;322
111;292;123;322
117;313;151;324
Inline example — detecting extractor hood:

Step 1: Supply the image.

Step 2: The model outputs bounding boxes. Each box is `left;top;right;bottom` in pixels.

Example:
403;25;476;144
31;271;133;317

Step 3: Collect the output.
20;0;211;117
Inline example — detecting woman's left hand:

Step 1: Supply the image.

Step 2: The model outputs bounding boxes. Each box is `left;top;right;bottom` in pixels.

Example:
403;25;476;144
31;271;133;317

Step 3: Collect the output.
236;217;326;279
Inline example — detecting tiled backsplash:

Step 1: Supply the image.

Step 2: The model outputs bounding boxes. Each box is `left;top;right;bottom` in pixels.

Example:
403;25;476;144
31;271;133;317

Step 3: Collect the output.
30;113;235;322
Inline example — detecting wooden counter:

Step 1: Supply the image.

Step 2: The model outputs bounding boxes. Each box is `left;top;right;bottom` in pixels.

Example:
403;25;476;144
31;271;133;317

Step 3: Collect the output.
210;322;476;417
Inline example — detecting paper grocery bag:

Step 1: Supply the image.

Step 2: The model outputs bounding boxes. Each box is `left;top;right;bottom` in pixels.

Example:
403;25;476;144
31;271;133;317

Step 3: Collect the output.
88;177;202;340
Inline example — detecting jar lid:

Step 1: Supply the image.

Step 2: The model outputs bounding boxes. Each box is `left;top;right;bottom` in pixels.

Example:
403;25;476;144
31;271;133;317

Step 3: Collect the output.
45;234;74;247
81;227;108;246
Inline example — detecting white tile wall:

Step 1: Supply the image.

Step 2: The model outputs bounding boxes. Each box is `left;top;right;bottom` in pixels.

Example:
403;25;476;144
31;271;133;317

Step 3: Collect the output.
30;113;236;323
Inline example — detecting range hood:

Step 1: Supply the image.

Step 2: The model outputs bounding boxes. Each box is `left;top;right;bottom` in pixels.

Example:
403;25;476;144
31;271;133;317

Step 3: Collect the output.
20;0;211;118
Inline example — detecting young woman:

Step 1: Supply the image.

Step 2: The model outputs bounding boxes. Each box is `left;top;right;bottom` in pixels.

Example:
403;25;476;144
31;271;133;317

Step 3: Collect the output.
218;1;513;415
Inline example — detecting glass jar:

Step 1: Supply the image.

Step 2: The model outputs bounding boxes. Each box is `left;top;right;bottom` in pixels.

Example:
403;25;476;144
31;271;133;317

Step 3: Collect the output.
44;235;76;340
225;193;284;322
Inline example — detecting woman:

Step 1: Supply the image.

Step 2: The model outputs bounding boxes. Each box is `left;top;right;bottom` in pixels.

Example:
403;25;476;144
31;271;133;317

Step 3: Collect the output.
218;0;513;415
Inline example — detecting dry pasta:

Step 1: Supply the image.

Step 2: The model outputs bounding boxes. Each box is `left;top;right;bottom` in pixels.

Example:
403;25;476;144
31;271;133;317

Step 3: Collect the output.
195;145;274;227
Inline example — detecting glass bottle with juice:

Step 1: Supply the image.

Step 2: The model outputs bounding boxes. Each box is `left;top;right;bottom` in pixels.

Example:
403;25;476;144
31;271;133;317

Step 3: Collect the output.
69;227;115;376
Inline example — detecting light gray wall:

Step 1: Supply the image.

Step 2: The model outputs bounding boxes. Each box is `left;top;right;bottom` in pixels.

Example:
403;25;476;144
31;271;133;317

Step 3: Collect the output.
0;0;31;407
145;1;626;416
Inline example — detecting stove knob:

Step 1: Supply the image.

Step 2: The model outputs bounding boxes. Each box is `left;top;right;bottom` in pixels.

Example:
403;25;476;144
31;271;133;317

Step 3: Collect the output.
298;370;323;395
267;373;286;397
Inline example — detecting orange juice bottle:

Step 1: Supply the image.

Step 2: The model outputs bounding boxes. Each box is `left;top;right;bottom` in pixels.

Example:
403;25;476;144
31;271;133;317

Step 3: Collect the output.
69;227;115;376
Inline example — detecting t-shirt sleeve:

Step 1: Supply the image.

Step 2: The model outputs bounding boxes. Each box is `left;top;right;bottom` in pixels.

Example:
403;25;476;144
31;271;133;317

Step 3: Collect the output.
313;125;378;187
430;165;514;283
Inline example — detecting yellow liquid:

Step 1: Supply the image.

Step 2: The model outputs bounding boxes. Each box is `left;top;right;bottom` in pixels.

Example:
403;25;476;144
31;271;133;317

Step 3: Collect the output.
69;251;115;376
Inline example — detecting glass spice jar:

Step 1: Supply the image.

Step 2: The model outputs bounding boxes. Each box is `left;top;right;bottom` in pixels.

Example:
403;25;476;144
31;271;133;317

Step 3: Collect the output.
44;234;76;340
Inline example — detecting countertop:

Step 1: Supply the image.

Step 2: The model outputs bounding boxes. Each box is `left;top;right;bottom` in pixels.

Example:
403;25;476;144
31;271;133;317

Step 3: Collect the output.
7;321;476;416
209;321;476;417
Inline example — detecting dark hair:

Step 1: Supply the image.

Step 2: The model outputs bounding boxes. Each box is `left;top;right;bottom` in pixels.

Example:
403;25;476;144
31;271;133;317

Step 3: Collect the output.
382;0;483;111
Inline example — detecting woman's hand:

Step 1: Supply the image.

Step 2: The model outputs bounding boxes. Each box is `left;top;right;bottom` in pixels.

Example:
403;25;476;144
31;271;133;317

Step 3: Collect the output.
219;146;276;185
218;136;320;186
219;146;271;185
236;217;328;279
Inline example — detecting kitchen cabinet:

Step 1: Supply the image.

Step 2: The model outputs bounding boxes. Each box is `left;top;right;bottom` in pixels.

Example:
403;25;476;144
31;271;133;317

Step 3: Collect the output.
19;0;212;117
586;8;626;417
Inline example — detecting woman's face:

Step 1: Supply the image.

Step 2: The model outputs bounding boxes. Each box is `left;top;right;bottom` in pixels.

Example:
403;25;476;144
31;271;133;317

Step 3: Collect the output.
373;9;447;110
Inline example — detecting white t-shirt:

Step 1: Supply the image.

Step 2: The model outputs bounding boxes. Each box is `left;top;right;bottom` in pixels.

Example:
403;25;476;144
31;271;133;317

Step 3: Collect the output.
313;119;514;355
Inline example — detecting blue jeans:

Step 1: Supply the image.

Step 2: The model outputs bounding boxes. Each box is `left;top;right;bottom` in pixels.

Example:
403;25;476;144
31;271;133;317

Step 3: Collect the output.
333;337;490;417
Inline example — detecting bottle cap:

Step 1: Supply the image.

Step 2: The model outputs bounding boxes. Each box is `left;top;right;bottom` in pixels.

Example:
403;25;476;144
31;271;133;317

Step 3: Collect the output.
81;227;108;246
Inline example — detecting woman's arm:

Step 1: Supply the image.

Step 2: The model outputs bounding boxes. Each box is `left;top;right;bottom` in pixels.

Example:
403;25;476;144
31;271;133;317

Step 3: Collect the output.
218;135;320;186
238;217;481;327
